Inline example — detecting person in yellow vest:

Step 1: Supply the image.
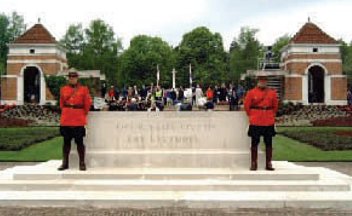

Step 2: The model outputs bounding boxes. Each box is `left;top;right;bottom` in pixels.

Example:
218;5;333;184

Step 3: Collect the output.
154;86;164;110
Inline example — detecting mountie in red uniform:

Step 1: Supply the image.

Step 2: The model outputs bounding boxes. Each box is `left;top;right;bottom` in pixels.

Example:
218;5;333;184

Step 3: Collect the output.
58;83;92;171
244;86;278;171
244;87;278;126
60;84;92;126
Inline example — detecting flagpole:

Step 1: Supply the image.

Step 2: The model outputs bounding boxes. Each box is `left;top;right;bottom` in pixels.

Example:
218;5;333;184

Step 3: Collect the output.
157;64;160;86
172;68;176;89
189;63;192;88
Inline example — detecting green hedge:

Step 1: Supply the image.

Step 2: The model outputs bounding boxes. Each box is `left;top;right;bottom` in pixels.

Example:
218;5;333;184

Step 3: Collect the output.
0;127;60;151
45;76;67;100
277;127;352;151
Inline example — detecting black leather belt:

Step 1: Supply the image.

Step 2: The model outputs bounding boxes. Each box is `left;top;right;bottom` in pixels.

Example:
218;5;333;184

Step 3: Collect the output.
250;106;273;110
64;104;84;109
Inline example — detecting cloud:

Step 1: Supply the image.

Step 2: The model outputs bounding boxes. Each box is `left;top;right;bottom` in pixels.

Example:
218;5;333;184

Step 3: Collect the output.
1;0;351;50
222;0;352;48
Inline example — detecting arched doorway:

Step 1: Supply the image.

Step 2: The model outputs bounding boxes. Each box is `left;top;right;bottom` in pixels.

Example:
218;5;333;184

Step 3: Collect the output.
308;66;325;103
23;66;41;103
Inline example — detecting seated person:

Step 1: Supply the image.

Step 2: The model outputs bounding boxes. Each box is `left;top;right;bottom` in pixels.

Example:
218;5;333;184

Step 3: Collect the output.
204;101;214;110
127;98;138;111
179;103;192;111
148;102;160;112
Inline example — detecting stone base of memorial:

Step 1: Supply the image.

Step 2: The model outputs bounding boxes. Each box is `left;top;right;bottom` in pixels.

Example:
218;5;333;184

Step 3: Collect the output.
71;112;263;169
0;112;351;209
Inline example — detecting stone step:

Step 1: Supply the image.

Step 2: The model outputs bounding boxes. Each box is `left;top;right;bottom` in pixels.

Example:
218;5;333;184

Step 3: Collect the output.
10;162;319;181
76;150;266;168
1;190;352;209
0;179;348;192
1;161;351;209
13;171;320;181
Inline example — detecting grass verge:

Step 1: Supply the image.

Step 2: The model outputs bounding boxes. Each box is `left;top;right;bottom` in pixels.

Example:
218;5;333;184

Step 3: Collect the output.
272;134;352;161
0;137;62;162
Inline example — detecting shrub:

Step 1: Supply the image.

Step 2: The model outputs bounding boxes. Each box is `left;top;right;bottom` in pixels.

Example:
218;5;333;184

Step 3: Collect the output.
0;127;60;151
45;76;67;100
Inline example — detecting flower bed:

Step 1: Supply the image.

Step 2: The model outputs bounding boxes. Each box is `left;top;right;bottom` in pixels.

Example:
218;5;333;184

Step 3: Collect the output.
1;104;60;126
278;127;352;151
0;117;33;128
0;104;16;114
312;116;352;127
276;105;351;126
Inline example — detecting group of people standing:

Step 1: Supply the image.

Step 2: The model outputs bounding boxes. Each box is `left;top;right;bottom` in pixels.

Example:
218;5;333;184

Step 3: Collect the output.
100;82;246;112
58;70;278;172
102;84;185;111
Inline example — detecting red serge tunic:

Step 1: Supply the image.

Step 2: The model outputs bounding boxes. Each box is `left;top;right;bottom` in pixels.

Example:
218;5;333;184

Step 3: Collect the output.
60;84;92;126
244;87;278;126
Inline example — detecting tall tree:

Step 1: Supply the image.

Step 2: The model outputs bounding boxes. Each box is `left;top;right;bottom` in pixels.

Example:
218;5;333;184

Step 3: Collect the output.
7;11;25;42
0;12;25;75
60;19;122;84
84;19;122;84
0;14;9;75
118;35;175;87
60;24;84;54
340;40;352;85
60;24;85;69
271;34;291;62
176;26;227;87
229;27;263;82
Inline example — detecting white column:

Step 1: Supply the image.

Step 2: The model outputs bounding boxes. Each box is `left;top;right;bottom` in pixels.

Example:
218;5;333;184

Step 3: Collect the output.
325;75;331;104
17;75;23;105
40;74;46;105
302;74;308;105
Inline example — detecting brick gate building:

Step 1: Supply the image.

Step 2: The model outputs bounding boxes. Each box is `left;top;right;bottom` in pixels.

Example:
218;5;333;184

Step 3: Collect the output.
1;23;68;105
246;21;347;105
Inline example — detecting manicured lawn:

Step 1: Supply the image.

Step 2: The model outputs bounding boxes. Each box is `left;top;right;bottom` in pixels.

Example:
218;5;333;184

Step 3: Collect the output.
271;135;352;161
277;127;352;151
0;127;60;151
0;137;62;162
0;126;351;162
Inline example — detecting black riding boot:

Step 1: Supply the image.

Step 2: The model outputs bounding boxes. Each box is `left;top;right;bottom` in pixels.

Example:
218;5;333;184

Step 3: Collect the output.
250;146;258;171
77;144;86;171
265;147;275;171
58;142;71;171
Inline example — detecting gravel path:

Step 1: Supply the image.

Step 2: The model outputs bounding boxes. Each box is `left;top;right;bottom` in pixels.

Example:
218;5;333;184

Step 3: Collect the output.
0;207;352;216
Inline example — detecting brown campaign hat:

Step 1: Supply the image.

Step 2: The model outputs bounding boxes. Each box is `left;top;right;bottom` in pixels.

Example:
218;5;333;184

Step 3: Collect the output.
68;68;79;77
256;71;268;79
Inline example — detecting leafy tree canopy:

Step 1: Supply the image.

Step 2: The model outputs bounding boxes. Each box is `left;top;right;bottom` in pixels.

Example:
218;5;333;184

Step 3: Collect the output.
229;27;263;82
118;35;175;87
176;26;227;87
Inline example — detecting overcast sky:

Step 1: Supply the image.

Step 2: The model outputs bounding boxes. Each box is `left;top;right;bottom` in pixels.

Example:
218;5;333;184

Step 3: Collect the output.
1;0;351;50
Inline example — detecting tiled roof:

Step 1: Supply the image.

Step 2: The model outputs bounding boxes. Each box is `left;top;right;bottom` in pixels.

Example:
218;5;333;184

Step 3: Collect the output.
13;23;57;44
290;22;337;44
